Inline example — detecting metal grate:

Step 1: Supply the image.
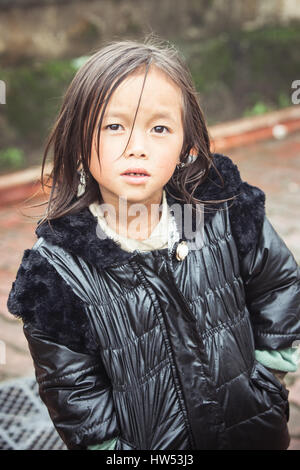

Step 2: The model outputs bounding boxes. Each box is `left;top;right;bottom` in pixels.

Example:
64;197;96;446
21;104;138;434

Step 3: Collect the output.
0;375;66;450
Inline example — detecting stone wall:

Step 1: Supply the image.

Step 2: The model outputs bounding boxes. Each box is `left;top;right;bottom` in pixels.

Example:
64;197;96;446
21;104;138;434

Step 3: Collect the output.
1;0;300;64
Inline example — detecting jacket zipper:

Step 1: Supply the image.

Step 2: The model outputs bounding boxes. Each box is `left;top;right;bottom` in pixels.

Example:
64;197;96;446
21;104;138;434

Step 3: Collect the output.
165;240;198;448
166;241;228;448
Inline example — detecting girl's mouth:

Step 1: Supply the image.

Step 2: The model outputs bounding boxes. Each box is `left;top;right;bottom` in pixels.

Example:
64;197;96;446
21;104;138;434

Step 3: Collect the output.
121;173;151;184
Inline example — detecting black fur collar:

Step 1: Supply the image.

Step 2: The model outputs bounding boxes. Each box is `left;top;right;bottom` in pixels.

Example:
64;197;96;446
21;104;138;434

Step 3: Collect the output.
35;153;265;268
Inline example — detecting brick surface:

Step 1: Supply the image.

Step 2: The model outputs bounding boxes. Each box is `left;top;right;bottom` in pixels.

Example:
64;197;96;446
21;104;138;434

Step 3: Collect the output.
288;379;300;409
0;314;35;382
288;404;300;439
287;438;300;450
228;130;300;264
0;197;45;379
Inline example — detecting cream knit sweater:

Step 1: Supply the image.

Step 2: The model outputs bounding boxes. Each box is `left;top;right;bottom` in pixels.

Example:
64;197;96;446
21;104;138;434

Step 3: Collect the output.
89;189;179;253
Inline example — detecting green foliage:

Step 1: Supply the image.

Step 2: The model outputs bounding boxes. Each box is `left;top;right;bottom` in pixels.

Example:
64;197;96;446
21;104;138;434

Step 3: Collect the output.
71;56;90;70
243;101;274;117
182;35;236;93
278;92;291;109
0;58;77;146
0;147;25;170
175;23;300;123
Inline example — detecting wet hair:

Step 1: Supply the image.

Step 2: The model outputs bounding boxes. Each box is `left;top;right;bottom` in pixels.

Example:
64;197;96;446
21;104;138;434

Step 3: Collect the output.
29;35;232;225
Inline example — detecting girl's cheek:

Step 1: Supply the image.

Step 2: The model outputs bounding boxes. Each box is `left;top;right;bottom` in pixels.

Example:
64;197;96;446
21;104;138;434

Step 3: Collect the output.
103;137;128;161
101;141;119;161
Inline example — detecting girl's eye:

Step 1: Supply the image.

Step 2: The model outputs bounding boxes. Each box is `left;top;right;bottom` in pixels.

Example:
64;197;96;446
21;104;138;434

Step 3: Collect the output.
105;124;170;134
106;124;122;131
153;126;169;134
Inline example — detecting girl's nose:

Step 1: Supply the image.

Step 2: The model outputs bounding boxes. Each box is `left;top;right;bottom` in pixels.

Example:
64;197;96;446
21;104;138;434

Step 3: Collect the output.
124;130;147;158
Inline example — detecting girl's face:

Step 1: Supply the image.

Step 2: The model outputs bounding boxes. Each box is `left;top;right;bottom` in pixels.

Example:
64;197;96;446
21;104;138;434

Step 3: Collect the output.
89;66;185;208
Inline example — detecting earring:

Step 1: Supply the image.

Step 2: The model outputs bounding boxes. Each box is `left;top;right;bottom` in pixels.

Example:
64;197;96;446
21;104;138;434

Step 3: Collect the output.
77;168;87;197
186;154;198;165
176;154;198;169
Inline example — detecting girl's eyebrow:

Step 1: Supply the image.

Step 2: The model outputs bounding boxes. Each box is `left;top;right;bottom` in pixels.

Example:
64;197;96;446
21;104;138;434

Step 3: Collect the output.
105;110;176;124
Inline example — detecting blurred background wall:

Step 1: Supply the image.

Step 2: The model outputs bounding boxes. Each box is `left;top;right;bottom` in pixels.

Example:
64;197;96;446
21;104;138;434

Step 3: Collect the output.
0;0;300;173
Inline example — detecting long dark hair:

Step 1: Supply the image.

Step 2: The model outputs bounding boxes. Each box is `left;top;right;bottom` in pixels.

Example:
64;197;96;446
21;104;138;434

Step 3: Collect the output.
28;35;235;226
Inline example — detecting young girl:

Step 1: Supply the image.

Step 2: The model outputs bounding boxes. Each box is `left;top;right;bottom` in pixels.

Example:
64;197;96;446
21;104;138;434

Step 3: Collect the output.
7;37;300;451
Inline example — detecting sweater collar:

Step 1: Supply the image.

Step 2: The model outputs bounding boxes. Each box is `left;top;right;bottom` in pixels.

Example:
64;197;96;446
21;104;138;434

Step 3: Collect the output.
35;153;243;269
88;189;180;253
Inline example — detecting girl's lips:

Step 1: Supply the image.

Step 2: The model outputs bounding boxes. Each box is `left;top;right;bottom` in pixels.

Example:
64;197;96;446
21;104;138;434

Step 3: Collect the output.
121;174;151;184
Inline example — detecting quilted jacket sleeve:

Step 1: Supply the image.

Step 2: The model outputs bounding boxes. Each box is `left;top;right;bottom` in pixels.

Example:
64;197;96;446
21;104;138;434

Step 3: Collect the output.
22;323;120;450
7;248;121;450
239;215;300;350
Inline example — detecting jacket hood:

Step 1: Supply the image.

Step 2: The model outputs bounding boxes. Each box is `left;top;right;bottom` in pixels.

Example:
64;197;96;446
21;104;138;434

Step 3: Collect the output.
35;153;266;269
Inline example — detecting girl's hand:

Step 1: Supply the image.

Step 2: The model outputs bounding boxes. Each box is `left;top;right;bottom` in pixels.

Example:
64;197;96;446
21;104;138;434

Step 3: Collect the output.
266;368;288;389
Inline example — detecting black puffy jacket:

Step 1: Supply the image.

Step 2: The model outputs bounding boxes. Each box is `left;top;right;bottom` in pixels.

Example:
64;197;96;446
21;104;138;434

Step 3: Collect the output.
7;153;300;450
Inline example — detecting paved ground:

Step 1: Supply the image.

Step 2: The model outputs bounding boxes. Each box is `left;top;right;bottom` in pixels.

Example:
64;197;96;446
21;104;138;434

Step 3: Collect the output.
227;131;300;266
0;130;299;449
